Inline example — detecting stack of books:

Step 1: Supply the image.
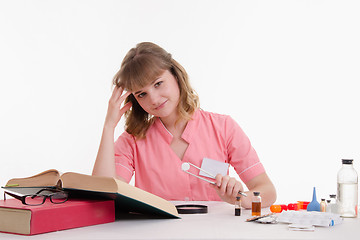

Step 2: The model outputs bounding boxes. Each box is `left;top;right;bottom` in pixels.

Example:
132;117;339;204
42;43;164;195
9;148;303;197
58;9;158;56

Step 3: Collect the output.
0;169;179;235
0;198;115;235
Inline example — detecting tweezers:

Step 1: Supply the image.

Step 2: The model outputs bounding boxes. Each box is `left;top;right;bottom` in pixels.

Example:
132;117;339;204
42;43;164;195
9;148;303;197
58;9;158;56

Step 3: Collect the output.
181;162;247;197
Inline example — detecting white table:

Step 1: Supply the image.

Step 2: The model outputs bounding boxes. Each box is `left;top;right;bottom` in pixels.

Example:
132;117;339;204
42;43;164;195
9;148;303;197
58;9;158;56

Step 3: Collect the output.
1;201;359;239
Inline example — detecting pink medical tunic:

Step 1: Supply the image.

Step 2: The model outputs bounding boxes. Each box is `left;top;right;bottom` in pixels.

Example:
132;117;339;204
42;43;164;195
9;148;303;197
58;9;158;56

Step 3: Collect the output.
114;109;265;201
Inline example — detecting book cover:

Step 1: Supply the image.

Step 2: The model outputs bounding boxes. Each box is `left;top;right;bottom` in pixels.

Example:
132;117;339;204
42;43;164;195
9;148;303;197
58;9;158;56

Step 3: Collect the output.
0;198;115;235
3;170;179;219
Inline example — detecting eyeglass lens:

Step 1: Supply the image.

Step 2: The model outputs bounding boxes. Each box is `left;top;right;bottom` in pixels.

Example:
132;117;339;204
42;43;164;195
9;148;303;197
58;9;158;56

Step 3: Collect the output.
51;192;68;203
24;195;46;205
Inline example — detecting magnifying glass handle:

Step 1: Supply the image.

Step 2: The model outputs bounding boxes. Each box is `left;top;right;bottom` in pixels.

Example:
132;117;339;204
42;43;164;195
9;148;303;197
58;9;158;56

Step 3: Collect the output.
183;169;247;197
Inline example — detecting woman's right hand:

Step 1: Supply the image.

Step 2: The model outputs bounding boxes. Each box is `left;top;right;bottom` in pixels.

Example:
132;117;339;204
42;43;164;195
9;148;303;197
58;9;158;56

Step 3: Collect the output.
104;86;132;129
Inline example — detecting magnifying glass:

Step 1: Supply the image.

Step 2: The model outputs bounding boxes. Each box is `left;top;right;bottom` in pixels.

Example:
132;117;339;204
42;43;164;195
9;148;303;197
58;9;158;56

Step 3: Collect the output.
181;162;247;197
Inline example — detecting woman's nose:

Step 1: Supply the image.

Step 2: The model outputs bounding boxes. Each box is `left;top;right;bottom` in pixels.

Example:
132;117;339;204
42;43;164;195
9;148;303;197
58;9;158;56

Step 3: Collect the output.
148;92;160;105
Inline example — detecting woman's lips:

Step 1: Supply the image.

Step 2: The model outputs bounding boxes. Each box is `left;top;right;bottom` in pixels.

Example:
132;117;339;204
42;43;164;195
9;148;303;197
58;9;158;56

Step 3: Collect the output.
155;100;168;110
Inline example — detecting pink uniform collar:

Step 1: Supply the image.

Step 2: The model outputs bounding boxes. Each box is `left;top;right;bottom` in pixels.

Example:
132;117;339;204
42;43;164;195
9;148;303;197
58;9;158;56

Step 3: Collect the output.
153;109;199;144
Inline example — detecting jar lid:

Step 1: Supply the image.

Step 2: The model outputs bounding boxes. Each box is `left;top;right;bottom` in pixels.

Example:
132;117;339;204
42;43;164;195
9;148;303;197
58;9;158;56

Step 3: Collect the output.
253;191;260;196
342;159;353;164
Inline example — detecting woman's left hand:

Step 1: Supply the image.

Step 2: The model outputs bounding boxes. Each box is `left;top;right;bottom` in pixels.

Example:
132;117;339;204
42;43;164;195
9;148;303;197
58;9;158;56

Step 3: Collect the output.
211;174;244;205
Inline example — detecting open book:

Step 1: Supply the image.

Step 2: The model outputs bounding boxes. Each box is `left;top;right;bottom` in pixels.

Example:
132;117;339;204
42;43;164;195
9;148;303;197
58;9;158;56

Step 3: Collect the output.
2;169;179;219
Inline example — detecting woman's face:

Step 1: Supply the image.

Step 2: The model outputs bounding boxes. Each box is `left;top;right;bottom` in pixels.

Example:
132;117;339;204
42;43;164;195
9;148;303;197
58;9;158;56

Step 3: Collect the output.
133;69;180;120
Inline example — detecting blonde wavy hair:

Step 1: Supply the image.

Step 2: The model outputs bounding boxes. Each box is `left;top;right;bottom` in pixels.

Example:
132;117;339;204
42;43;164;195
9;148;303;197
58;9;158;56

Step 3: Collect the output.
113;42;199;139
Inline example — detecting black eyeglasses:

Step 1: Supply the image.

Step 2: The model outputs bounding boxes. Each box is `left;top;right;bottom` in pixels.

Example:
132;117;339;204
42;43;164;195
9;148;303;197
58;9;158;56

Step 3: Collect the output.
4;188;68;206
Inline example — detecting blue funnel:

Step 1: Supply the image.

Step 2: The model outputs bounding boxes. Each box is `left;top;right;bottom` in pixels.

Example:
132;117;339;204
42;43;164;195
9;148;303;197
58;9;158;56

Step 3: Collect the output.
307;187;320;211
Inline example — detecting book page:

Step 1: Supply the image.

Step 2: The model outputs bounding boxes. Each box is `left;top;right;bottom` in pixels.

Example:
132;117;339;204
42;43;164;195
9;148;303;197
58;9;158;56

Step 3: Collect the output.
5;169;61;188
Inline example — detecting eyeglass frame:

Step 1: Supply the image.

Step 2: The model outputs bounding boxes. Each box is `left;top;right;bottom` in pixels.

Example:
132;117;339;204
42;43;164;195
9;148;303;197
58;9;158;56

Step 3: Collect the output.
3;188;69;206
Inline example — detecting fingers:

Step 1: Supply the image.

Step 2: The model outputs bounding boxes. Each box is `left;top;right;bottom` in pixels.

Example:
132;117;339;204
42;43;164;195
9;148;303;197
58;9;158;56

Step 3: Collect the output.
215;174;243;198
119;102;132;116
110;87;132;110
119;91;131;105
111;86;123;101
232;181;243;198
215;174;222;187
226;178;237;197
112;86;130;103
217;175;228;195
105;87;132;129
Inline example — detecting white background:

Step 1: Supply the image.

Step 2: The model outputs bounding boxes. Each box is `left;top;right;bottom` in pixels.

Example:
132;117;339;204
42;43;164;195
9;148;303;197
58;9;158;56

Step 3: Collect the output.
0;0;359;204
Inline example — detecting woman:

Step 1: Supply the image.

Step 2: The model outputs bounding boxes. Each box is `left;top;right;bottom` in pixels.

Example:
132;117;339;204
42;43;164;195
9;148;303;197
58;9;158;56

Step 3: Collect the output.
92;42;276;208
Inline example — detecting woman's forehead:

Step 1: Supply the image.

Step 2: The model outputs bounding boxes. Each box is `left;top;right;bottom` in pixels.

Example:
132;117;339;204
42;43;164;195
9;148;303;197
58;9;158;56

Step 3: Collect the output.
132;80;155;94
123;66;165;90
132;70;168;94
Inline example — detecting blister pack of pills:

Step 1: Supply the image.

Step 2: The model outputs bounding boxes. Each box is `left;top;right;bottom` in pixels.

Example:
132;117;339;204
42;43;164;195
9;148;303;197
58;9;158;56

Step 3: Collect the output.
277;211;343;227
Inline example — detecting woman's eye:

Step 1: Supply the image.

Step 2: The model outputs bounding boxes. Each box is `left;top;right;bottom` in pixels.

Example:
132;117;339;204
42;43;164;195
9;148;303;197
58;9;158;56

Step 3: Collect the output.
138;92;146;98
154;81;163;87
